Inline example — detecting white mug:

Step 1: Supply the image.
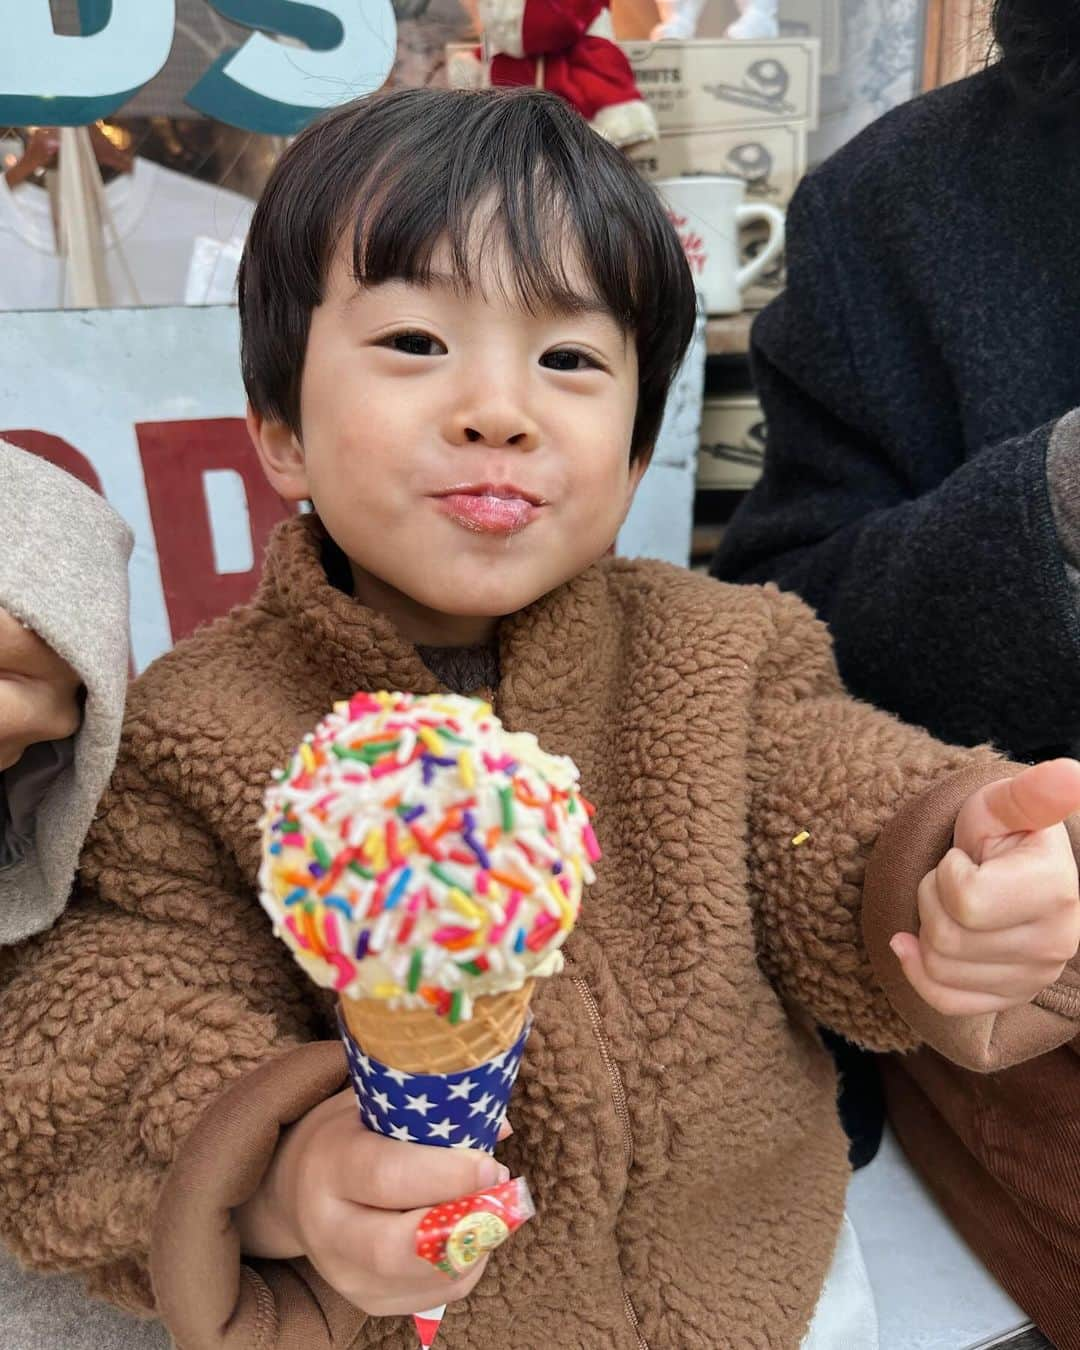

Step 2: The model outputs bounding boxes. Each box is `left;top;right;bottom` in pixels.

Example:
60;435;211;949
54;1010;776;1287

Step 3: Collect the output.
655;175;786;316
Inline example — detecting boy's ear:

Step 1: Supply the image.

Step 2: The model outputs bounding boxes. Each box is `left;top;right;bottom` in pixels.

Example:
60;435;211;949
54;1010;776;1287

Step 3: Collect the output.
246;406;310;502
622;448;652;511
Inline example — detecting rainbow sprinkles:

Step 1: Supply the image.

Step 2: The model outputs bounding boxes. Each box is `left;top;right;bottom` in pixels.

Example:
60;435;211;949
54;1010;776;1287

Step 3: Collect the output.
258;692;599;1023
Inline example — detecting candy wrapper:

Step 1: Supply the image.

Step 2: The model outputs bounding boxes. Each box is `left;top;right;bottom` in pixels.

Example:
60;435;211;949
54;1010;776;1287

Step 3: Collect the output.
416;1175;535;1277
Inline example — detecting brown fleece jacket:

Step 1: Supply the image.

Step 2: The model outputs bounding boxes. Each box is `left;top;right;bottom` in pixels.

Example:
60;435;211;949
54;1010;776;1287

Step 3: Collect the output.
0;515;1077;1350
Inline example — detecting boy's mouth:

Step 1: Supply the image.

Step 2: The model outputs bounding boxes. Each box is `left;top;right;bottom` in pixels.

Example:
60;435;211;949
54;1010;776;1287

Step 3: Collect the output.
432;483;545;536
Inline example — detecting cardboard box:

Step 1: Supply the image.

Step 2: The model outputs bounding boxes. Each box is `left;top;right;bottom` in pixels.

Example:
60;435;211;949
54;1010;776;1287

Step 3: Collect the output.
630;120;807;206
697;394;766;490
447;38;820;133
779;0;841;77
622;38;820;133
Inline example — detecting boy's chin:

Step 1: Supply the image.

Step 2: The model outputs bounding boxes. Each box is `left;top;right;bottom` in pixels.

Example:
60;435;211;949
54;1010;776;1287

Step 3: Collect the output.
430;584;547;619
427;567;583;619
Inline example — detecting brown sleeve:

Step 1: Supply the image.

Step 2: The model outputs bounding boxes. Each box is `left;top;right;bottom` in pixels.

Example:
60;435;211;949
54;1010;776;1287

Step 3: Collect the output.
862;761;1080;1070
0;762;323;1316
745;587;1002;1052
151;1042;368;1350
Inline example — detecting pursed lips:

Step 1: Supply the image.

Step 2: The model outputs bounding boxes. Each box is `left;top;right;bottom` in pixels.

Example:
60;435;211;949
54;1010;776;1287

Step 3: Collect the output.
431;483;547;536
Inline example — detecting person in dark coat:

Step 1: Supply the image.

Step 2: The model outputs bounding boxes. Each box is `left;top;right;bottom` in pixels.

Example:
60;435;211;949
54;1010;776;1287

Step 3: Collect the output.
712;2;1080;1343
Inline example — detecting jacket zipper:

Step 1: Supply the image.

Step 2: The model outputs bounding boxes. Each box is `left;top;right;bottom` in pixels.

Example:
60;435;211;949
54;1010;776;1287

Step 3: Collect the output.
486;690;648;1348
566;961;649;1350
568;967;633;1172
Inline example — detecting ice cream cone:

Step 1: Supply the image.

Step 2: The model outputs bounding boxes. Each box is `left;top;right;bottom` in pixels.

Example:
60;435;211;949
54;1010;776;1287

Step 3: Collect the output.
338;986;536;1350
261;693;602;1350
341;982;534;1075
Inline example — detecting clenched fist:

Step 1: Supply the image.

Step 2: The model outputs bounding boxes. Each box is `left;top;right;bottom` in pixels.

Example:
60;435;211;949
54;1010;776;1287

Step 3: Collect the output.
235;1088;519;1317
892;758;1080;1015
0;607;81;772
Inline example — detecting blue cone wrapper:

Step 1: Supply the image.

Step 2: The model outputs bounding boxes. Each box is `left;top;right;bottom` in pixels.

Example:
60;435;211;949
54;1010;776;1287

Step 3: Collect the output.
338;1008;531;1154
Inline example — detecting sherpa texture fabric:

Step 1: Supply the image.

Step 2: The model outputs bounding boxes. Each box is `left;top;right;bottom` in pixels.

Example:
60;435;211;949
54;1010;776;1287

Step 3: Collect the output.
0;438;131;945
1;514;1076;1350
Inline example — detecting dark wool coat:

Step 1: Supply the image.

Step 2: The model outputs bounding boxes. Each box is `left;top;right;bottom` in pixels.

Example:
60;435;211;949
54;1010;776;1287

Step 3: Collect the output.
712;64;1080;764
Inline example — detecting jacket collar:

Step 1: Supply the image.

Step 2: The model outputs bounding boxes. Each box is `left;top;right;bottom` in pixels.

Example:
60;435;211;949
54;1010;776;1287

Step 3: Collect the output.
256;514;624;781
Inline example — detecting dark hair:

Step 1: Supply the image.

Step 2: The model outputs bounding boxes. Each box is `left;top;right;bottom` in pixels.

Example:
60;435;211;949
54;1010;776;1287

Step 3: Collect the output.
991;0;1080;114
238;86;696;461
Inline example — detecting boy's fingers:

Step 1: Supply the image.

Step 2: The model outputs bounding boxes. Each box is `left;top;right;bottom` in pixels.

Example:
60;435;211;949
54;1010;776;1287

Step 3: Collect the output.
326;1200;490;1306
342;1130;508;1211
889;933;1020;1016
933;845;1078;931
956;760;1080;855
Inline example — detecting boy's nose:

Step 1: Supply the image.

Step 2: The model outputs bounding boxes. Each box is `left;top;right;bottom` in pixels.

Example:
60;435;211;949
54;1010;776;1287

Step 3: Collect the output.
462;422;536;449
449;402;540;452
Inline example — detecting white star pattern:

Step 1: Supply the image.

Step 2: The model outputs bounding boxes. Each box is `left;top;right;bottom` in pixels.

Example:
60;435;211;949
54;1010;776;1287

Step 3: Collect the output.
469;1091;494;1119
343;1022;531;1156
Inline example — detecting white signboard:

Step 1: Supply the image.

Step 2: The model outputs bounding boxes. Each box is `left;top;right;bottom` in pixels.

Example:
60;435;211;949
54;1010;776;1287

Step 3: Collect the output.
0;305;274;672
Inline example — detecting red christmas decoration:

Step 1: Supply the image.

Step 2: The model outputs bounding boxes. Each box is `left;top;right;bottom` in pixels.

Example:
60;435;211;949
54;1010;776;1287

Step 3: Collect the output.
451;0;657;148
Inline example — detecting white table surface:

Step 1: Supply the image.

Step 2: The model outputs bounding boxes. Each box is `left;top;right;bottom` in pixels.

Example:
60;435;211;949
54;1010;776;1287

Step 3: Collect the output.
847;1127;1031;1350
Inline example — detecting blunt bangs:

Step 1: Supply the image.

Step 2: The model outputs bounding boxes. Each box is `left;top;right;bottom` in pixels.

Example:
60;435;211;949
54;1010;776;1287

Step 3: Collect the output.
239;86;697;458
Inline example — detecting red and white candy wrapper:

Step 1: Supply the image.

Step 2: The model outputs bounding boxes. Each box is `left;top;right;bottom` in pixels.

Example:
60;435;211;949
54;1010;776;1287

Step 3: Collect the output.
339;1012;534;1345
415;1176;535;1277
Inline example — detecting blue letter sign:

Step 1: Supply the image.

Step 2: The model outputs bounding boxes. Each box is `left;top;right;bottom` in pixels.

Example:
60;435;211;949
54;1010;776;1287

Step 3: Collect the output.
0;0;396;134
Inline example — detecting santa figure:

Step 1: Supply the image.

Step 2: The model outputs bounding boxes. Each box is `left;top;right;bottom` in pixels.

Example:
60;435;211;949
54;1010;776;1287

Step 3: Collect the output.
651;0;777;42
451;0;658;148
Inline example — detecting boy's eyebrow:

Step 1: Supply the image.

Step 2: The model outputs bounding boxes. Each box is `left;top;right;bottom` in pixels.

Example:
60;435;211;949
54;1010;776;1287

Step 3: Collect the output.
387;268;618;322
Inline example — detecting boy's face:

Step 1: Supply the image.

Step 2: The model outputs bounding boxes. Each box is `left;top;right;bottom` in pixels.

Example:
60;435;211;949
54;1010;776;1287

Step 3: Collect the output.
250;233;645;646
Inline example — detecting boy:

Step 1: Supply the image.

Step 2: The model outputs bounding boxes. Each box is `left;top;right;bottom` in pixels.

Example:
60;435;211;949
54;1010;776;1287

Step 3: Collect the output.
0;89;1077;1350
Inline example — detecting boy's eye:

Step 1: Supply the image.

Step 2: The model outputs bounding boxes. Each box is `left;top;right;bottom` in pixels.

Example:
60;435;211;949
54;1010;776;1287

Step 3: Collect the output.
540;348;599;372
385;331;446;356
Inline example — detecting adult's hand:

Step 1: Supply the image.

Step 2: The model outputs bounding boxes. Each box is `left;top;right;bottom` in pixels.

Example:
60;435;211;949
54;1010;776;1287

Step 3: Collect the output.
0;607;81;771
4;128;60;189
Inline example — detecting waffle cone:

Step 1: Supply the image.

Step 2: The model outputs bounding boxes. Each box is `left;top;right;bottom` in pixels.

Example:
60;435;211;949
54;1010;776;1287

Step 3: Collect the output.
341;981;535;1074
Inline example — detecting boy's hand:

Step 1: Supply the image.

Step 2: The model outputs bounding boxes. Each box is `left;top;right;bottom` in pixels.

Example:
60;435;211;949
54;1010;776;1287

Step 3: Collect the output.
891;759;1080;1016
235;1089;515;1317
0;608;81;772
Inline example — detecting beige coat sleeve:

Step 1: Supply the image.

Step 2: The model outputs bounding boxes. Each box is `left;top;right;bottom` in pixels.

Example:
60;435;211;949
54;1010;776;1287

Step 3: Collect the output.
0;757;365;1347
745;586;1080;1069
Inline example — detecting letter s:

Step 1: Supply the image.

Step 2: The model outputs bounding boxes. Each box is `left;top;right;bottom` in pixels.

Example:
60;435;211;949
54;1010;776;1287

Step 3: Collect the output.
187;1;397;134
